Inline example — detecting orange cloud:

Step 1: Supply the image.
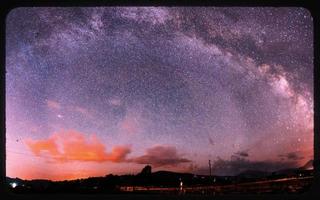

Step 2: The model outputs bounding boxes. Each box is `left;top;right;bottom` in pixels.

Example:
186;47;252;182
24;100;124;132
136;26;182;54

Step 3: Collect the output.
106;146;132;162
25;135;60;157
25;130;131;163
47;100;61;109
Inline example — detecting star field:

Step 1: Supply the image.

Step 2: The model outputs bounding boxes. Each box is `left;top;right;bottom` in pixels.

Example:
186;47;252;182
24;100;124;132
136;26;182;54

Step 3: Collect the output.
6;7;313;180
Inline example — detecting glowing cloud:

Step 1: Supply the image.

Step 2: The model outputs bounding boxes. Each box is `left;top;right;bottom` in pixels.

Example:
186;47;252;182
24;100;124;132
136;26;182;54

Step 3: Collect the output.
25;130;131;163
25;135;60;157
106;146;132;162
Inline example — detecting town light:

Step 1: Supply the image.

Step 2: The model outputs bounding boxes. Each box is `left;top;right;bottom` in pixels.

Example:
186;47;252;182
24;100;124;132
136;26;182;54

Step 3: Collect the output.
10;182;18;188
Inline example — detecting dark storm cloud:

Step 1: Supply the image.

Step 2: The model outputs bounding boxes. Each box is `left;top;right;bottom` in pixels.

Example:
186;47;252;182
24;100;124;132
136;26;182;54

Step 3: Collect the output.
129;145;191;167
234;151;249;157
278;152;305;161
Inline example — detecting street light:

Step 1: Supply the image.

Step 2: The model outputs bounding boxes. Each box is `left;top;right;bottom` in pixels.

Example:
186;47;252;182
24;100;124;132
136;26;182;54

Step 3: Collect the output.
179;178;183;194
10;182;18;188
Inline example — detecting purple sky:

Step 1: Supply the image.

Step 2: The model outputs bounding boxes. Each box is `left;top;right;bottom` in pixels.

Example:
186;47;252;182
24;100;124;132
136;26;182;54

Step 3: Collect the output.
6;7;313;180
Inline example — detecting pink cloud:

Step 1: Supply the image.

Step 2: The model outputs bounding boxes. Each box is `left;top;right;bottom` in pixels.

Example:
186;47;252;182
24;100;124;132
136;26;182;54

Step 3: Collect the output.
106;146;132;162
25;130;131;163
47;100;61;109
60;105;95;119
25;135;60;157
74;106;88;114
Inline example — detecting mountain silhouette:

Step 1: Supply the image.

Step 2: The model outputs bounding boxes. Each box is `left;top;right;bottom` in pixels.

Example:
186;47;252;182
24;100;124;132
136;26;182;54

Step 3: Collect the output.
299;160;313;170
5;163;314;194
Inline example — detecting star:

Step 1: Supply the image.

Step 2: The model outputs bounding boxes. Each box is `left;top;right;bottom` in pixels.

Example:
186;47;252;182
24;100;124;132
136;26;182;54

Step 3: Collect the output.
5;7;313;180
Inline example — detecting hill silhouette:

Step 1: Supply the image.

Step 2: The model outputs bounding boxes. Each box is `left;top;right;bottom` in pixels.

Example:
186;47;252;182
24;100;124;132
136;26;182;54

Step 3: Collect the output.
299;160;313;170
6;163;313;194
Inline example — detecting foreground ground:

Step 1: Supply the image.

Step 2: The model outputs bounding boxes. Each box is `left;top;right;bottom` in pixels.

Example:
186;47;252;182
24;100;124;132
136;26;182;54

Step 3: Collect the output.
119;176;313;195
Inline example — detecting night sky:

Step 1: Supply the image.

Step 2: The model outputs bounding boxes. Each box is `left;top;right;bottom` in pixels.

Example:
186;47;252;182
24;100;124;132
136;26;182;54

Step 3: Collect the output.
6;7;313;181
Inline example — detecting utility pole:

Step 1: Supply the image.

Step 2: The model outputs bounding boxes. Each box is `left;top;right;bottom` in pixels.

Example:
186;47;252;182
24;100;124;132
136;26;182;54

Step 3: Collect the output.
209;160;212;178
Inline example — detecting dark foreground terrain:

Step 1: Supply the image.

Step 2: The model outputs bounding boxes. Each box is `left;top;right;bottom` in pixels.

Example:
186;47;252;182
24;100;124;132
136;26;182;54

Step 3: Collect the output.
6;165;314;195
